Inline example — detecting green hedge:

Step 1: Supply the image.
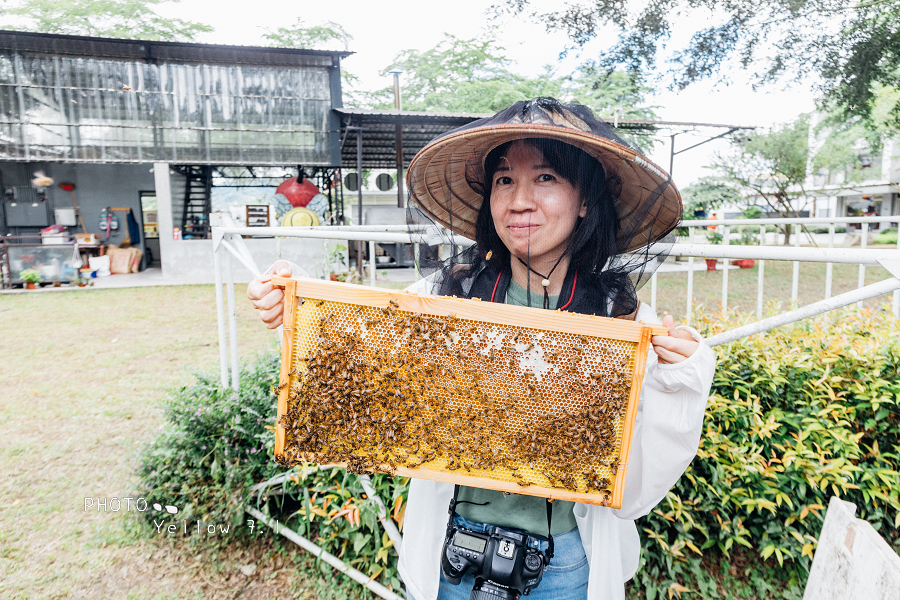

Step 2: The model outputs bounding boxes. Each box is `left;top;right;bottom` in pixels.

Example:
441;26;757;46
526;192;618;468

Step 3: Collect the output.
136;307;900;598
629;306;900;598
133;347;408;593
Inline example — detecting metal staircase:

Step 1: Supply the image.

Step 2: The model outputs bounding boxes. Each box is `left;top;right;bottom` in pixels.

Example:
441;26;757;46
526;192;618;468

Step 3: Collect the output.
177;166;212;239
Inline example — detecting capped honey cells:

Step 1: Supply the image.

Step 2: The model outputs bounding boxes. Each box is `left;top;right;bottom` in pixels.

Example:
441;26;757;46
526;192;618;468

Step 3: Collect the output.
276;293;649;506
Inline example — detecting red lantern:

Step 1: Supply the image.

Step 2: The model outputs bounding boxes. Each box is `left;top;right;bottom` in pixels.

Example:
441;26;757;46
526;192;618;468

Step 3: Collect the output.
276;177;319;208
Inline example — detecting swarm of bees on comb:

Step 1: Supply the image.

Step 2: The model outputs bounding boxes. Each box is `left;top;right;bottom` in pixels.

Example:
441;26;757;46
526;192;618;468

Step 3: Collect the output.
276;297;638;505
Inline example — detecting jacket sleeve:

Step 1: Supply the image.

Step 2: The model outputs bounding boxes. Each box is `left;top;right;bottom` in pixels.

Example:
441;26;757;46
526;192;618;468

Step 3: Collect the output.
612;308;717;520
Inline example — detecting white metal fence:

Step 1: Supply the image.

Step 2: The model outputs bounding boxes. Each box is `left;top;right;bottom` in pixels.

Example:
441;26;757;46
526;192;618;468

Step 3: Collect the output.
211;216;899;599
659;215;900;325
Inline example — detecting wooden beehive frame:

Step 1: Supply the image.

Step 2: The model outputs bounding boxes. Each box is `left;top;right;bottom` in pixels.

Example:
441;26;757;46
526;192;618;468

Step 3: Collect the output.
272;276;667;508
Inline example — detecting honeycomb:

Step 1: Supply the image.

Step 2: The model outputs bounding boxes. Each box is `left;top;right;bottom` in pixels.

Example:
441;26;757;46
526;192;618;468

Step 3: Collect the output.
274;283;657;508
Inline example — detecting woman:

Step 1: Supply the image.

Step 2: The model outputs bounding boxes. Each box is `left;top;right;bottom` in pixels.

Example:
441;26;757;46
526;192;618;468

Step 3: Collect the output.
248;98;716;600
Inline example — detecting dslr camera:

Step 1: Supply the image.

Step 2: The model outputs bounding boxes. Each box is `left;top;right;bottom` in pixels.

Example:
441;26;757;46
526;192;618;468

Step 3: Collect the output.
441;521;552;600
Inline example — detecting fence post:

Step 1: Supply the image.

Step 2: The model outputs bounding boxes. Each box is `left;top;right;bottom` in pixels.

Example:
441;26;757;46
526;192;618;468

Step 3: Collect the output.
650;271;657;314
858;222;868;309
895;229;900;318
369;240;376;287
721;225;729;312
224;249;239;390
213;241;229;388
792;224;800;304
686;227;695;325
826;223;835;300
757;225;765;319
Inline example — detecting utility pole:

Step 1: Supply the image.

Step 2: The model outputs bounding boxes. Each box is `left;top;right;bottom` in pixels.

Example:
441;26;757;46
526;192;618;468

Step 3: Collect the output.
391;71;404;208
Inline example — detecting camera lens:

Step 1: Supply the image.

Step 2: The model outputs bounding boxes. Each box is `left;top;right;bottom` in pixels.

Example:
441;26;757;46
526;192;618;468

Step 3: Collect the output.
469;580;520;600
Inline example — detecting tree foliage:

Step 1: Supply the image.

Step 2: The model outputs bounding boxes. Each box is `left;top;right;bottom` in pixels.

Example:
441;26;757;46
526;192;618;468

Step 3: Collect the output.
497;0;900;130
707;116;812;243
262;18;352;51
0;0;212;41
361;32;658;124
680;179;743;216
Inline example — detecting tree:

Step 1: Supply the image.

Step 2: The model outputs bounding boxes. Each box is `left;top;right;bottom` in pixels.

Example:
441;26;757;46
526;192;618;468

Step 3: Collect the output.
0;0;212;41
360;32;658;145
708;116;812;244
261;18;368;106
496;0;900;130
680;179;742;218
363;33;545;113
261;18;352;51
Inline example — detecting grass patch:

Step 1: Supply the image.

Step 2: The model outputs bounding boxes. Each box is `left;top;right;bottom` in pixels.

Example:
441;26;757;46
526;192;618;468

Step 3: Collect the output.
0;285;313;598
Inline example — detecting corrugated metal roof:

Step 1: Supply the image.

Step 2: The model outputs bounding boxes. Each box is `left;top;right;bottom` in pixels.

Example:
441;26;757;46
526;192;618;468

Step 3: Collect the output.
337;108;485;169
0;29;351;67
335;107;755;169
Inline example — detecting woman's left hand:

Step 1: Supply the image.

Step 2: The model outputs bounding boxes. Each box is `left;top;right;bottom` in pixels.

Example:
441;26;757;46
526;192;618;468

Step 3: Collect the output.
651;315;700;365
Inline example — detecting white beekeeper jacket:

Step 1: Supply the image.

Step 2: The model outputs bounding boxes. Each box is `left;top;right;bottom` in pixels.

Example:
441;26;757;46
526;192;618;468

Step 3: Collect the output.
396;275;717;600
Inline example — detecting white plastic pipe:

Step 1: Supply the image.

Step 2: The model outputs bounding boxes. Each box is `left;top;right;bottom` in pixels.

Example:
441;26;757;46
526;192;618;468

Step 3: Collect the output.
721;226;729;311
681;215;898;227
792;224;800;304
895;233;900;318
212;245;229;388
357;474;403;552
667;245;894;264
686;228;695;326
246;507;404;600
705;278;900;347
825;224;835;300
224;250;239;390
369;240;376;287
650;271;657;313
858;223;868;309
757;225;765;320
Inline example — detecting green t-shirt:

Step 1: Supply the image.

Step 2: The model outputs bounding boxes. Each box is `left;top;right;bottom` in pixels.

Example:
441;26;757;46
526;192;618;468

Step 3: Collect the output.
456;278;578;535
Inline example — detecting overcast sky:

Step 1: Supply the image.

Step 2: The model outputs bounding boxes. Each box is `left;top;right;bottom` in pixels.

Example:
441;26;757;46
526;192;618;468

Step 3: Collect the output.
165;0;818;187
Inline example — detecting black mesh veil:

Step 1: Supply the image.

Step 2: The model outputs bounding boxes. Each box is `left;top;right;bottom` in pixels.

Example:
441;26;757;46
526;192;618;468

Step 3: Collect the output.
406;97;680;318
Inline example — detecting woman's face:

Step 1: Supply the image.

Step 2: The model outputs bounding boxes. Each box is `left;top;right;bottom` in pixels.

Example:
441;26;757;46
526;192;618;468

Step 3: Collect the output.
489;141;586;265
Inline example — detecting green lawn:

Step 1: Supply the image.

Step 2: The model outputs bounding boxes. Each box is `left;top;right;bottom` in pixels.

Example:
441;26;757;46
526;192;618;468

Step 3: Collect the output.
0;285;315;599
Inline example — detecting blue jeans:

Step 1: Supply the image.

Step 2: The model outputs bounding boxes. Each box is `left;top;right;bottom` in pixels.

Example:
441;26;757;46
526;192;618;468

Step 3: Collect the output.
416;514;589;600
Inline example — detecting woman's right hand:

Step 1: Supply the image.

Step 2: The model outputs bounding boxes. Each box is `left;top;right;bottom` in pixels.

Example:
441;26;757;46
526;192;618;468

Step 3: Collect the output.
247;260;292;329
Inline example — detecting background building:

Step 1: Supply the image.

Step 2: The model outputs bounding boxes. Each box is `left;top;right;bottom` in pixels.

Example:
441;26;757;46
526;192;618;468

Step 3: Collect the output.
0;30;347;280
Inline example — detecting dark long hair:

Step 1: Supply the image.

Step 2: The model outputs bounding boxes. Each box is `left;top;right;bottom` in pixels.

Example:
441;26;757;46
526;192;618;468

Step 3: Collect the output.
474;138;622;279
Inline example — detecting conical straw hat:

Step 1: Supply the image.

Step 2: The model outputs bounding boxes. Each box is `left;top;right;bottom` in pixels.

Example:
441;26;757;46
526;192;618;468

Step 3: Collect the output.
406;99;682;252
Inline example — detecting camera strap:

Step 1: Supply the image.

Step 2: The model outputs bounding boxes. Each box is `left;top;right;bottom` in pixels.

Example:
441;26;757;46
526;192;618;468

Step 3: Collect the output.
448;485;555;562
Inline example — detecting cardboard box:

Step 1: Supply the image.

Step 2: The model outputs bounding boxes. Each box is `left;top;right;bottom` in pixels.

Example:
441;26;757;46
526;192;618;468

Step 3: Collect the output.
75;233;100;246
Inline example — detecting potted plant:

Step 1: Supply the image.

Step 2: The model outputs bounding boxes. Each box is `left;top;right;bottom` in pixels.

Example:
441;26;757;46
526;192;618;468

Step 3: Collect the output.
20;268;42;289
705;231;723;270
323;243;348;281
